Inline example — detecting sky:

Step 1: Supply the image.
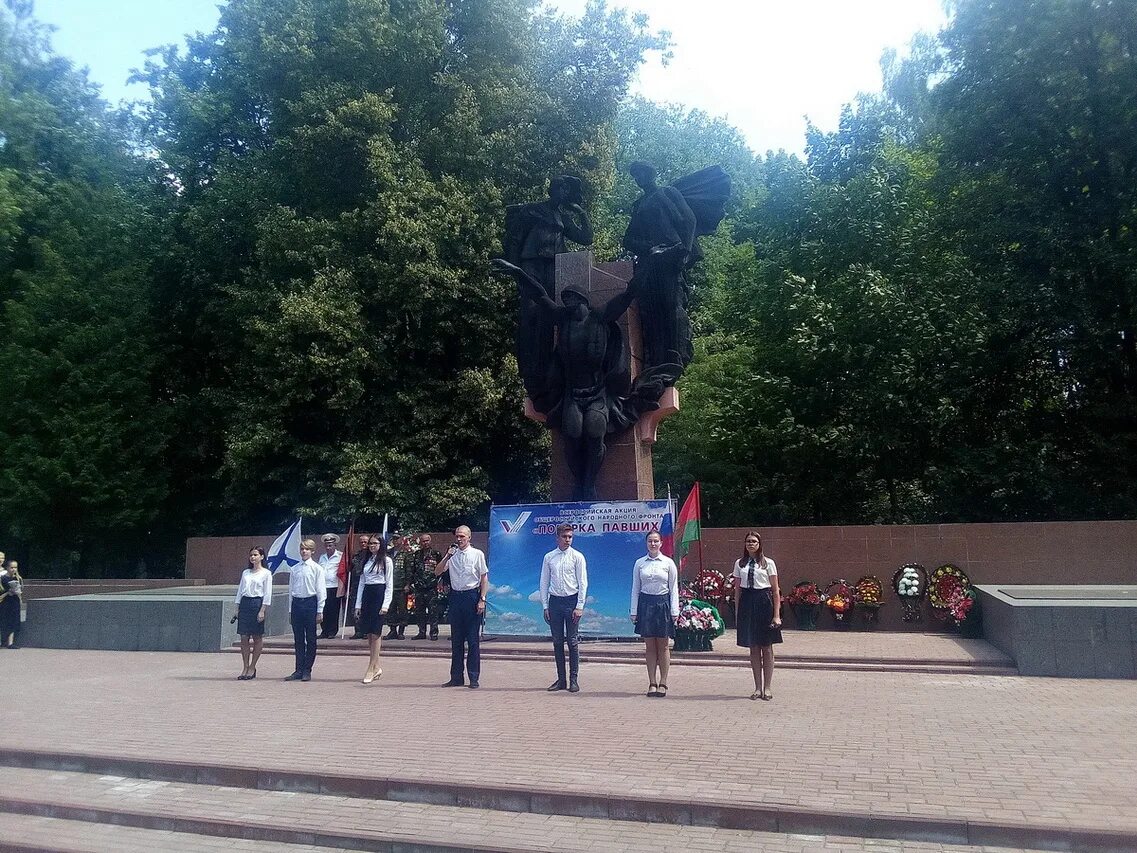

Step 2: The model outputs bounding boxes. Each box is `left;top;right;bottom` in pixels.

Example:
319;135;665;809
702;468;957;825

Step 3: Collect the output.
32;0;948;155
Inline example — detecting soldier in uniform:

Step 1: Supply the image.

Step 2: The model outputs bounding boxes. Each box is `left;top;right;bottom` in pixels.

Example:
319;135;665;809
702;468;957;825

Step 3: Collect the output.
384;536;412;640
409;533;446;640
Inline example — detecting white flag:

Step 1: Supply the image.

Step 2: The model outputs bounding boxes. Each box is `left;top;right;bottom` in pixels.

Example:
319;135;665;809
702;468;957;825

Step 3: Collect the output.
266;518;302;574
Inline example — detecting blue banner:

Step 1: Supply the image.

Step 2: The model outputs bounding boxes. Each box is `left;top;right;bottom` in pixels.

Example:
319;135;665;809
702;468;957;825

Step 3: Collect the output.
486;500;673;637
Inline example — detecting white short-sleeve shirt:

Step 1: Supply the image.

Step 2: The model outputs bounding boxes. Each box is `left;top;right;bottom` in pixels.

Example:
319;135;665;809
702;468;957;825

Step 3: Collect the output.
733;557;777;590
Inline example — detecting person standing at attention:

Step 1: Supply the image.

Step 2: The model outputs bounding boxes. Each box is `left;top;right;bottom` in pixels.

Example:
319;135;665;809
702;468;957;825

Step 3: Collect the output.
630;531;678;697
354;535;394;684
318;534;345;639
234;547;272;679
733;531;782;700
540;524;587;693
434;525;488;689
287;539;326;682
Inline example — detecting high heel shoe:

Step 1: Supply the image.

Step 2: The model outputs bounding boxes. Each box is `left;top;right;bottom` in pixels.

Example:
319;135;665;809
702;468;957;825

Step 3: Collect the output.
362;669;375;684
248;668;256;680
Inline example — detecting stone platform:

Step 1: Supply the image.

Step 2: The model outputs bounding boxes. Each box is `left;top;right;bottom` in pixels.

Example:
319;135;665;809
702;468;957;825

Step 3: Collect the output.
978;585;1137;678
21;585;292;652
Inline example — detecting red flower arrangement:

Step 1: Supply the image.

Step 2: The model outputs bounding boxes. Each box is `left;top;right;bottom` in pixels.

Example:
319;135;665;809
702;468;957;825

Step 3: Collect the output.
691;568;726;602
929;564;974;626
785;581;821;607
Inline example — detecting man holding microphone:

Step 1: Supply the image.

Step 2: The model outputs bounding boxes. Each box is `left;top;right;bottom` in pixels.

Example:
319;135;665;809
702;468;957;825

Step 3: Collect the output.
435;525;488;688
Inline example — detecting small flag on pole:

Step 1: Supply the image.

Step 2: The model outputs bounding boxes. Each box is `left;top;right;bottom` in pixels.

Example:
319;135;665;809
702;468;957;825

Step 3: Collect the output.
265;518;303;574
674;482;702;574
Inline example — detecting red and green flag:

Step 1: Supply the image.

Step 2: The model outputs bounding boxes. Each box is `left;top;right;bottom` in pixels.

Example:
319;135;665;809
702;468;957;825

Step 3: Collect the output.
674;482;702;573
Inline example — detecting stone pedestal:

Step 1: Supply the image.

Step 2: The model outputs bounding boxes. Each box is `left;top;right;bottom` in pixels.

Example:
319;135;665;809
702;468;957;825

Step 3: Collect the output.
524;251;678;502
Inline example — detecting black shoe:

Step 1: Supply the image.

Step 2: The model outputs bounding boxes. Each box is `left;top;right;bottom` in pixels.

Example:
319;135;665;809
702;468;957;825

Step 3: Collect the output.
412;632;427;640
468;680;480;689
568;680;580;693
442;680;464;687
385;629;398;640
397;627;405;639
547;680;567;692
350;633;364;640
301;673;312;682
284;672;302;681
429;627;439;640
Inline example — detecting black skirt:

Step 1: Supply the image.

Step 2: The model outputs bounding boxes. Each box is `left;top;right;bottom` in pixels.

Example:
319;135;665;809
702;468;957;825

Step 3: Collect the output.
736;587;783;648
358;583;387;636
634;592;676;639
237;595;265;636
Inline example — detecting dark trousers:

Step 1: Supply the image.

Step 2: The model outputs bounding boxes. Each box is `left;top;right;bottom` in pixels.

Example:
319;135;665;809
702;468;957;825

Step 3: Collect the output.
291;595;318;675
548;593;580;682
449;587;481;684
416;589;440;631
321;590;342;638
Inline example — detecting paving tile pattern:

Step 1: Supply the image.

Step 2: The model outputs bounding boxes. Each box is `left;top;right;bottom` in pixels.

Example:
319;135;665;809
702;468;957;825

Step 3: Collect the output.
1;649;1135;837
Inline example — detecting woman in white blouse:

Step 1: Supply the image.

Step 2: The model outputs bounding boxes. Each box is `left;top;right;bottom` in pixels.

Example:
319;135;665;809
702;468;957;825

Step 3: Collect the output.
354;535;394;683
234;547;272;680
630;531;680;697
733;531;782;700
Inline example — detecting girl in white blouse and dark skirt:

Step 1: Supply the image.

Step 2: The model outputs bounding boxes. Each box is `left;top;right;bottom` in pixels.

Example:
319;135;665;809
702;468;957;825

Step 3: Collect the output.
733;531;782;700
630;531;680;697
234;547;272;680
354;535;394;684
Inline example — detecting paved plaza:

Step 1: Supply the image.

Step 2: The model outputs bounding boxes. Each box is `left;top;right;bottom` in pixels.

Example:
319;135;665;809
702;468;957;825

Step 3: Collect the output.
1;643;1135;851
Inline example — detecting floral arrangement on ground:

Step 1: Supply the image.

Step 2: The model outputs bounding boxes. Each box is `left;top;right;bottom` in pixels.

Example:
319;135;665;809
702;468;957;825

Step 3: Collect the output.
928;564;974;626
823;579;855;623
690;568;726;602
676;602;722;634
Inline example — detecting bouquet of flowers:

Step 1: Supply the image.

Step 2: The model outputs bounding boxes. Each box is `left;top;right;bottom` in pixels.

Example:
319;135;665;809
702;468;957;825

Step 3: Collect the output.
929;564;974;626
691;569;726;602
674;599;724;651
785;581;822;607
676;602;722;633
891;563;928;622
823;579;855;625
853;576;885;625
785;580;822;629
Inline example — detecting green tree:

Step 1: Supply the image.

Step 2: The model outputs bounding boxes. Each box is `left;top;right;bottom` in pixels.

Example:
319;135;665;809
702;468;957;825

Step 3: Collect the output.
137;0;667;531
0;1;169;575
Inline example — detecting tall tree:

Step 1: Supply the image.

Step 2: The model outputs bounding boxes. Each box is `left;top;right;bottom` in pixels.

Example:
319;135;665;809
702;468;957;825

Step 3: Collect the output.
137;0;667;531
0;1;169;575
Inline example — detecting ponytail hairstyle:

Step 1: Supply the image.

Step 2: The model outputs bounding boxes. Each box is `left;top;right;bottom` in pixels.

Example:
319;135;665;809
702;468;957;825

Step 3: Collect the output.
738;530;765;570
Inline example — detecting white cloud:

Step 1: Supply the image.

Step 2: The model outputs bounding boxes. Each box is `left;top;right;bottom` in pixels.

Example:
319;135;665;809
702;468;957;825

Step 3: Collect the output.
527;589;542;603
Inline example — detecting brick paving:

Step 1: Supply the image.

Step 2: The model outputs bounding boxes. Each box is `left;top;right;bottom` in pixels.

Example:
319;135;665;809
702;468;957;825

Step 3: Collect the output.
1;648;1135;846
0;768;1044;852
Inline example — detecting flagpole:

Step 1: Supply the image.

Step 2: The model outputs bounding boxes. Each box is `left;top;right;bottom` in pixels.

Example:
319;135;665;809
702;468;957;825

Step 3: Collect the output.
697;483;705;573
340;519;355;637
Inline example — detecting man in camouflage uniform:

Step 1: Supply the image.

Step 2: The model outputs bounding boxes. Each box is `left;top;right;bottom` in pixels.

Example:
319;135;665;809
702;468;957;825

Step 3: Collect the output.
409;533;446;640
384;536;412;640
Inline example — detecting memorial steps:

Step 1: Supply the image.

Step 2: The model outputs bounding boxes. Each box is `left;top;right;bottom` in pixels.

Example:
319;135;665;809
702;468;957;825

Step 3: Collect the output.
0;756;1114;853
242;634;1021;677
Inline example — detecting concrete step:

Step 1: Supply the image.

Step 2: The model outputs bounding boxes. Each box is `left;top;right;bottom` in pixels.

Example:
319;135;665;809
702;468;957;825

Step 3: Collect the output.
242;638;1019;675
0;764;1069;853
0;811;346;853
3;750;1126;852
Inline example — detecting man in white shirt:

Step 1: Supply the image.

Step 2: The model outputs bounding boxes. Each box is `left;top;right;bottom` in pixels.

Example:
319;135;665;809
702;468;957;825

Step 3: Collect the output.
434;525;489;688
540;524;587;693
287;539;327;682
318;534;345;639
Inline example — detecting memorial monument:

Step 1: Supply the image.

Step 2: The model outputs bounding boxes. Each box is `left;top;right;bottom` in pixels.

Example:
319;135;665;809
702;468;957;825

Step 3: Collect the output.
495;164;731;500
